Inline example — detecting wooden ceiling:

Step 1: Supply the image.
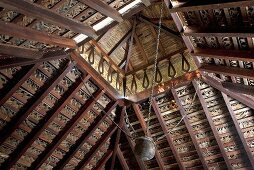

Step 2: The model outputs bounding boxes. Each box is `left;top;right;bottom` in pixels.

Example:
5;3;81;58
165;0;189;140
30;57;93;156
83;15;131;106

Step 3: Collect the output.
0;0;254;170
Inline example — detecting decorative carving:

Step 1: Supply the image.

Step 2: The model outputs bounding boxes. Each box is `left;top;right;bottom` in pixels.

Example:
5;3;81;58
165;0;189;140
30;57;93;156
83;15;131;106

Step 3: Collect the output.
213;9;227;28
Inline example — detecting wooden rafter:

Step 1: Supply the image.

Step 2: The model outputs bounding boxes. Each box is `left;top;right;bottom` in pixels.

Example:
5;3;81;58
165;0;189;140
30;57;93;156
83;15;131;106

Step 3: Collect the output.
75;125;118;169
222;82;254;96
149;25;166;57
93;150;113;170
0;21;77;49
29;90;104;169
133;32;149;64
116;146;129;170
132;104;166;170
222;93;254;168
192;80;233;170
0;0;96;37
0;61;75;146
54;101;117;169
79;0;123;22
0;75;90;169
171;88;209;170
141;0;151;6
151;99;185;170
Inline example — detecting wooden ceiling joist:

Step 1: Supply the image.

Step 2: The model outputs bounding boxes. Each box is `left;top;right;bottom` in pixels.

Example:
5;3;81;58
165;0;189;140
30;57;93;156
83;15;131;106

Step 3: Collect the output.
79;0;123;22
54;101;117;169
0;0;96;37
0;21;77;49
116;146;129;170
0;61;75;146
1;75;89;169
29;90;104;169
93;150;113;170
171;88;209;170
75;125;118;170
169;0;254;13
132;104;166;170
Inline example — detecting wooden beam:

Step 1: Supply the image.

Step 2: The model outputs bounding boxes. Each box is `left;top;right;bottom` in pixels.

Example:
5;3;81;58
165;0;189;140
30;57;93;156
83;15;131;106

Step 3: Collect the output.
192;80;233;170
0;50;69;69
93;150;113;170
79;0;123;22
0;21;77;48
53;101;117;170
0;61;75;146
169;0;254;13
29;90;104;169
116;146;129;170
110;107;126;170
138;15;182;41
89;40;125;77
127;70;200;102
133;32;149;64
75;125;118;170
132;104;166;170
192;49;254;63
126;47;186;75
141;0;151;6
0;44;43;59
200;64;254;80
171;88;209;170
71;51;121;99
222;82;254;96
0;0;96;37
151;99;185;170
0;64;39;106
201;74;254;110
1;76;89;169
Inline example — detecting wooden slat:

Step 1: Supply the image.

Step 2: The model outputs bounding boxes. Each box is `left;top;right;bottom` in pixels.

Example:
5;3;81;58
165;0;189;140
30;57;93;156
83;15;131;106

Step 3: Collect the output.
53;101;117;170
169;0;254;13
192;49;254;63
75;125;118;170
200;64;254;80
79;0;123;22
28;89;104;169
110;107;126;170
171;88;209;170
0;61;75;146
132;104;166;170
0;21;77;48
116;146;129;170
192;80;233;170
0;76;89;169
93;150;113;170
0;0;96;37
222;93;254;168
151;99;185;170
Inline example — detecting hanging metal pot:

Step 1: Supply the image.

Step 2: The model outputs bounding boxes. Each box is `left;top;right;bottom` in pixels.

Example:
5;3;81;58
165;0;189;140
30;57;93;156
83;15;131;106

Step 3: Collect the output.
134;136;155;161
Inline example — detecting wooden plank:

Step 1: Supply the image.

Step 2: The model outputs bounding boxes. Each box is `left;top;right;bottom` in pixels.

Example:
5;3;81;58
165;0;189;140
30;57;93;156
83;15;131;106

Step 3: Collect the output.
126;47;186;75
53;101;117;170
222;93;254;168
79;0;123;22
192;49;254;63
171;88;209;170
89;40;125;77
0;0;96;37
71;51;121;99
169;0;254;13
125;19;136;72
0;21;77;48
0;61;75;146
75;125;118;170
28;90;104;170
93;150;113;170
0;44;43;59
116;146;129;170
201;74;254;110
132;104;166;170
200;64;254;80
0;76;89;169
222;82;254;96
110;107;126;170
141;0;151;6
151;99;185;170
0;64;39;106
127;70;200;102
0;50;69;69
192;80;233;170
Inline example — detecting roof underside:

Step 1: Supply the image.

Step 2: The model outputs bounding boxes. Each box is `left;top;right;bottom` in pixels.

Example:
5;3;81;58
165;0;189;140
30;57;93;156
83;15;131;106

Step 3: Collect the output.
0;0;254;170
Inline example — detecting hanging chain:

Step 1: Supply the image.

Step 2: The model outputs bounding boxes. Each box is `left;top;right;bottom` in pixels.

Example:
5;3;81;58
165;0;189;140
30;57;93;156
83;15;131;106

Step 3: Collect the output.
146;0;164;135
